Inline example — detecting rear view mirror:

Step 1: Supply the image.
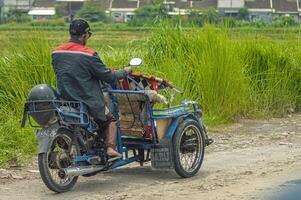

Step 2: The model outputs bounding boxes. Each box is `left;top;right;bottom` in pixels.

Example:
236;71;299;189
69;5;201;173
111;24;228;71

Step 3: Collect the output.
129;58;143;67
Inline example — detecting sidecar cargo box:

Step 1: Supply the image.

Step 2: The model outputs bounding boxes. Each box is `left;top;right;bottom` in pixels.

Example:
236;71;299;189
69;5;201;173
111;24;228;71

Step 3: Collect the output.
106;91;167;140
111;92;152;139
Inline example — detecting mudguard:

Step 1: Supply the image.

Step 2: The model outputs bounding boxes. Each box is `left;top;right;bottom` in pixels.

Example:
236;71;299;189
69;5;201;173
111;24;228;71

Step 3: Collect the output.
36;124;59;154
151;137;174;169
164;116;184;139
165;114;213;146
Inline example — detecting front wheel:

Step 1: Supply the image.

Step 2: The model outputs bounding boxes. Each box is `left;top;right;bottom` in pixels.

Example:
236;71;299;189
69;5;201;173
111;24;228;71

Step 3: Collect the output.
173;119;205;178
38;129;79;193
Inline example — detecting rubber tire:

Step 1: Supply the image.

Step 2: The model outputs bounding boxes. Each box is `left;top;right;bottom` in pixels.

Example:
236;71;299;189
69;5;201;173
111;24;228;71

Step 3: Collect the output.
173;119;205;178
38;153;78;193
38;130;78;193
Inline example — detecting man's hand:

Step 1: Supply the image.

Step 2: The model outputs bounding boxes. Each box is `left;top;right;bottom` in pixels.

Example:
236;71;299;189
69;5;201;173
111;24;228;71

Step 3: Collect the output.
124;67;133;74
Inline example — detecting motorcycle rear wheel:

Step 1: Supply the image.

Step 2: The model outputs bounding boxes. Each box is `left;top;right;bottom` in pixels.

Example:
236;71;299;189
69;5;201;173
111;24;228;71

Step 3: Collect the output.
38;130;79;193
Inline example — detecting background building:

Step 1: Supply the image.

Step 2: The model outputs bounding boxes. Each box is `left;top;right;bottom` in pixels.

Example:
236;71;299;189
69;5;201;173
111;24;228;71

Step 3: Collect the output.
2;0;301;23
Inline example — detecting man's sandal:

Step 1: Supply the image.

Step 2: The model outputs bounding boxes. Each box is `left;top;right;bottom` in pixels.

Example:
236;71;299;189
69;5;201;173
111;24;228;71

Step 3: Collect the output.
106;143;122;162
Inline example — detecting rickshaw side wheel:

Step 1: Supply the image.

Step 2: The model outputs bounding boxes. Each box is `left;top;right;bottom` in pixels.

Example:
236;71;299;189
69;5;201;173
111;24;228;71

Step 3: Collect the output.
172;119;205;178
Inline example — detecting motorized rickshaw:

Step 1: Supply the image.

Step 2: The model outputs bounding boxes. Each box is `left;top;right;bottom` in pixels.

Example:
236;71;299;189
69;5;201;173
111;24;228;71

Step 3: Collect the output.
21;58;213;193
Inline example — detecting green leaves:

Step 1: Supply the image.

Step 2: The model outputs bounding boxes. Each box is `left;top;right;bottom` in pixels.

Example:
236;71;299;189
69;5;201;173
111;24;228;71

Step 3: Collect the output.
144;25;301;124
76;0;110;23
0;33;53;165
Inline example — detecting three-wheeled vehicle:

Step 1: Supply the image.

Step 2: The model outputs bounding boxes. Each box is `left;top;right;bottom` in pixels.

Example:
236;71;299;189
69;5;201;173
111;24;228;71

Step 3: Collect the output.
21;58;213;193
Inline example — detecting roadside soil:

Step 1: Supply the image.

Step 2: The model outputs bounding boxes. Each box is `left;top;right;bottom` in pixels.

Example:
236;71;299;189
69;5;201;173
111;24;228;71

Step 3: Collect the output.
1;114;301;200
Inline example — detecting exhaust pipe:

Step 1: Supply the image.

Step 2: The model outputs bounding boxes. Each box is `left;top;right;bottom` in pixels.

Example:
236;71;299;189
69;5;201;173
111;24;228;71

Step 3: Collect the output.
59;165;105;178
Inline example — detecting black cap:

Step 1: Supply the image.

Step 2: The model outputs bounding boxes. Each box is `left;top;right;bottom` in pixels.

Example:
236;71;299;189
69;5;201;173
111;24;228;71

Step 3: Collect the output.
69;19;91;36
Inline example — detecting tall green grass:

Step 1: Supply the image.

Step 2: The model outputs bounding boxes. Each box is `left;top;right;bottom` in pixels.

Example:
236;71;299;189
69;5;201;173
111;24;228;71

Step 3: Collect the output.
0;26;300;165
239;39;301;116
144;26;249;123
0;33;54;165
143;25;301;123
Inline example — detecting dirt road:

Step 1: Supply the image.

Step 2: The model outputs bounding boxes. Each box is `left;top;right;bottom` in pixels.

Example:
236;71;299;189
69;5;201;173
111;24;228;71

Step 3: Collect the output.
1;114;301;200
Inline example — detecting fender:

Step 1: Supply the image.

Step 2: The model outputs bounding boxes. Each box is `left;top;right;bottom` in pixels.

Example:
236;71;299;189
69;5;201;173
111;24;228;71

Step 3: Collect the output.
164;116;184;139
36;124;59;154
165;113;198;139
165;114;212;146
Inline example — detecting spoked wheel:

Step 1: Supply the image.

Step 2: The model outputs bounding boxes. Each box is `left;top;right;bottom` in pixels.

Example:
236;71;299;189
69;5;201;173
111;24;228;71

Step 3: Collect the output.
38;129;79;193
173;119;205;178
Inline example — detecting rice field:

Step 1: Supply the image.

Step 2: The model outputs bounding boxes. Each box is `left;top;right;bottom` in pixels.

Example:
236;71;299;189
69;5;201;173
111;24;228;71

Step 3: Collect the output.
0;25;300;165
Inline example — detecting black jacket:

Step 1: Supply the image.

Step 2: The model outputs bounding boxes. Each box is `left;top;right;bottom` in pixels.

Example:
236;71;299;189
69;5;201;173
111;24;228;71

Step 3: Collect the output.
52;39;127;121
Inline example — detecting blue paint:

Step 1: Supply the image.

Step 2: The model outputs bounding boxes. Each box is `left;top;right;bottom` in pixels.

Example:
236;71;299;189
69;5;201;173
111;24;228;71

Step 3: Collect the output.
111;156;139;169
165;118;182;138
74;154;93;162
153;106;187;119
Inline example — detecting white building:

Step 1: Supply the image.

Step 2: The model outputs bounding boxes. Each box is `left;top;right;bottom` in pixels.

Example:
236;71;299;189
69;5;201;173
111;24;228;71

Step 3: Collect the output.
28;7;55;19
27;0;86;20
218;0;244;8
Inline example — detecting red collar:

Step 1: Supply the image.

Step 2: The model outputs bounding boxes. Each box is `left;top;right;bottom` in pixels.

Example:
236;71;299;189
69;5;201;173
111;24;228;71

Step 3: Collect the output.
53;41;96;56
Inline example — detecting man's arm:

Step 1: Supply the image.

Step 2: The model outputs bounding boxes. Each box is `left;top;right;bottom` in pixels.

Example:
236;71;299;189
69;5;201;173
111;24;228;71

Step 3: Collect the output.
88;53;128;83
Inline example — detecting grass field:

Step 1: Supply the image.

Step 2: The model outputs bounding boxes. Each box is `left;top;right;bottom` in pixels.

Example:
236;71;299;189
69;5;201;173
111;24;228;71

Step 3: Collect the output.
0;25;300;165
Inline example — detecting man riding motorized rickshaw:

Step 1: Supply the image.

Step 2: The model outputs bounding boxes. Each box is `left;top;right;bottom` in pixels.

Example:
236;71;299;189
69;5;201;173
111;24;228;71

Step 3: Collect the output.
52;19;132;160
21;19;212;193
